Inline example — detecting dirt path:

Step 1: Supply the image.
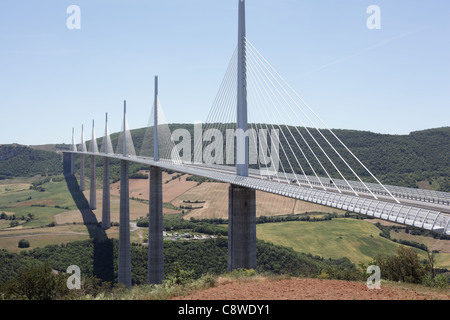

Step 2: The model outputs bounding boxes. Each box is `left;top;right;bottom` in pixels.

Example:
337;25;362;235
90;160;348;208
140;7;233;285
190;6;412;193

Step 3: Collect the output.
172;278;450;300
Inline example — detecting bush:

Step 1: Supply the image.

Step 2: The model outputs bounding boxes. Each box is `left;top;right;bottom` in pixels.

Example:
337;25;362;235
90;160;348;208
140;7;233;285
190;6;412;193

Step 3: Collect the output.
167;262;195;286
9;221;19;228
318;265;366;282
423;273;449;289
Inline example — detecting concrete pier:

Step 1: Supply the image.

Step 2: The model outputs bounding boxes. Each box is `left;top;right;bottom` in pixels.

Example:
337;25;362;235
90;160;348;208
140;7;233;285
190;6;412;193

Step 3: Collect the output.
228;184;256;271
102;157;111;230
118;160;132;287
79;155;85;191
148;166;164;284
70;154;75;175
89;156;97;210
63;152;72;175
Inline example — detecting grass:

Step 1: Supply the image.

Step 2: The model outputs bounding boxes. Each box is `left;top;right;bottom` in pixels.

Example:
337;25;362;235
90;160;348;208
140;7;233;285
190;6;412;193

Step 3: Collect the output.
0;177;78;228
435;254;450;269
256;218;432;265
81;273;219;300
383;279;450;298
389;228;450;268
0;224;91;252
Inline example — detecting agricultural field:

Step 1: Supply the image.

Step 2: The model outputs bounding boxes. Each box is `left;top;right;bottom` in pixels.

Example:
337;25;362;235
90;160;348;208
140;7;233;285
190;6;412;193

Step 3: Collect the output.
0;172;449;271
256;218;450;268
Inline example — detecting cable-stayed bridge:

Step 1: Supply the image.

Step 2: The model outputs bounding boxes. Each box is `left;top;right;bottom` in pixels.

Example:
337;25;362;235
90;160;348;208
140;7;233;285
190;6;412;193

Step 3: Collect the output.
63;0;450;287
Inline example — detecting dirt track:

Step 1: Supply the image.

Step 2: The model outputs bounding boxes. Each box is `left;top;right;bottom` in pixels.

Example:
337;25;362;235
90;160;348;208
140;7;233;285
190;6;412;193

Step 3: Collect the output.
172;278;450;300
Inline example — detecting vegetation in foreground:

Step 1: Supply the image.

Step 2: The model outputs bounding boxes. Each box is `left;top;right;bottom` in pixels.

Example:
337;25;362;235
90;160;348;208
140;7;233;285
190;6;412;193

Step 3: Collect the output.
0;237;448;300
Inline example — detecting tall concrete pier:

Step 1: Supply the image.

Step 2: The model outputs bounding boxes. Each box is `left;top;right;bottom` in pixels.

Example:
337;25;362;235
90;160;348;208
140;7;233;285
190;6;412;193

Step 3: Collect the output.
148;166;163;284
228;0;257;272
89;156;97;210
118;159;131;287
228;185;256;271
102;157;110;229
63;152;72;176
70;155;76;176
70;128;76;175
148;76;164;284
89;120;97;210
79;155;85;191
118;104;132;287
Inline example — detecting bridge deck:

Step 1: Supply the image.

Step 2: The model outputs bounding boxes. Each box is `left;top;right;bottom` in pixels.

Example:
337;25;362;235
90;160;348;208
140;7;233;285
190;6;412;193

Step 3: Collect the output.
65;151;450;236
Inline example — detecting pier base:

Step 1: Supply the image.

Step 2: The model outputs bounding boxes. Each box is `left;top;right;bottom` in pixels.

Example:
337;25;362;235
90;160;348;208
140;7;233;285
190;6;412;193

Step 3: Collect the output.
148;166;164;284
118;160;131;287
228;185;256;271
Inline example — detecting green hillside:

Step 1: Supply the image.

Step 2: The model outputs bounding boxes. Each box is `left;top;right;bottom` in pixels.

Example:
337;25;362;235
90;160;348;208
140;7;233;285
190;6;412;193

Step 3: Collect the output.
0;145;62;179
257;219;408;264
256;218;450;268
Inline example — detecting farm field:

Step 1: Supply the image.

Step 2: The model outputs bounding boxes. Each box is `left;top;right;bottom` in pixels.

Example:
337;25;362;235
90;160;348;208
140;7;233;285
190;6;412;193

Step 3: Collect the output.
256;218;450;268
0;172;449;270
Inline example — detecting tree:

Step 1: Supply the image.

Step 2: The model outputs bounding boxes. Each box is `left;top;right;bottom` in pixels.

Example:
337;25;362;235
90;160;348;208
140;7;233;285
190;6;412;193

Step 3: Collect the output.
1;262;69;300
374;245;426;284
18;239;30;248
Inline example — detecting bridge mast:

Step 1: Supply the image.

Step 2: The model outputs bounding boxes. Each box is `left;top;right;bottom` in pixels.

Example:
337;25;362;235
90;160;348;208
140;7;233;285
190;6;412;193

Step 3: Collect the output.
228;0;257;272
236;0;248;177
122;101;127;156
154;76;159;162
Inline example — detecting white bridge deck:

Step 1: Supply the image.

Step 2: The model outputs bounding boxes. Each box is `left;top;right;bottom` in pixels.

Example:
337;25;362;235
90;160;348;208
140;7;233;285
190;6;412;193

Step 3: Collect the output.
65;151;450;236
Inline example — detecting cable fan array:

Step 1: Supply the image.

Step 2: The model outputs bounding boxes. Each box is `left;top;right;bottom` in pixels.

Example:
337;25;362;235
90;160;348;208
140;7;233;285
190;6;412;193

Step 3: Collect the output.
195;38;399;203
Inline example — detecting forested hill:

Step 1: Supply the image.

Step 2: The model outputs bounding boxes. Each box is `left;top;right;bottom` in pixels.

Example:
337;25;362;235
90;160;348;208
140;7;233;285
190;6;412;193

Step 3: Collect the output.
0;127;448;192
0;144;62;179
309;126;450;191
96;125;449;192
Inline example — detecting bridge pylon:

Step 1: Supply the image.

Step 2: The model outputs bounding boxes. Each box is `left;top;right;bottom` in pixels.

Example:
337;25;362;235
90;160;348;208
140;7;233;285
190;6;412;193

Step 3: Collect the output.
148;76;164;284
118;102;132;288
228;0;257;272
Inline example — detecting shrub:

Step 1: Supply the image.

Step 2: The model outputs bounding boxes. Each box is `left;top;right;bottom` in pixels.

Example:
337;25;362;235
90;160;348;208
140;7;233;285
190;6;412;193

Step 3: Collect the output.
9;221;19;228
167;262;195;286
423;273;449;289
318;265;366;281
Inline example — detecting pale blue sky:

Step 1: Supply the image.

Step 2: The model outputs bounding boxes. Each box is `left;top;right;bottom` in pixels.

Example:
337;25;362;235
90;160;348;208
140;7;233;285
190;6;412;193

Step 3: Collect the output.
0;0;449;145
